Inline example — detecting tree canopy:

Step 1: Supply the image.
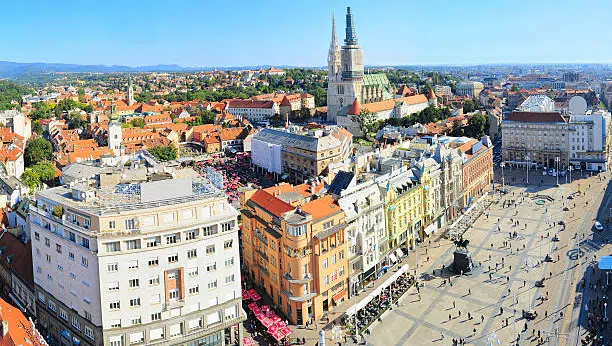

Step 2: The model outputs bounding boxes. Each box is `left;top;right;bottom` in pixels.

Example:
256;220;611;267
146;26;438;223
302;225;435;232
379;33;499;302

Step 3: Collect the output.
24;138;53;167
465;113;487;139
20;161;55;191
0;81;33;111
351;109;378;139
148;144;178;161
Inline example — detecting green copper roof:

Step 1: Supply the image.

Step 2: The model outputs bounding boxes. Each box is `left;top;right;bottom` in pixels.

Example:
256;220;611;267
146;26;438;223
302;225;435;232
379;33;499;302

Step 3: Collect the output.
362;73;394;100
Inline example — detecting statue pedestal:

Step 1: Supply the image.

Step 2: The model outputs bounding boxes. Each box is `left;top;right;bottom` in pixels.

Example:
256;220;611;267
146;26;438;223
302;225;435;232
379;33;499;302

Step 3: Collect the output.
452;248;473;273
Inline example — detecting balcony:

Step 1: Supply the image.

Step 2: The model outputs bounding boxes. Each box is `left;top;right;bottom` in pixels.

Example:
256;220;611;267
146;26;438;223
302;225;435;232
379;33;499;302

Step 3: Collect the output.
283;272;313;284
163;299;185;311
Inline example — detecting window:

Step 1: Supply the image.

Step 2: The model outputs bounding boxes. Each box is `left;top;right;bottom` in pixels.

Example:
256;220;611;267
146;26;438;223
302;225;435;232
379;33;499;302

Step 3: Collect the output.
45;238;50;247
323;258;328;268
207;280;218;290
131;316;142;325
331;254;336;265
125;218;137;230
72;316;81;330
150;294;161;304
130;298;141;307
224;239;233;249
225;274;235;284
323;275;329;285
169;289;179;300
84;310;92;321
48;300;56;312
150;327;164;340
57;265;63;271
108;263;118;272
205;245;215;255
129;331;144;344
166;233;179;244
84;326;94;340
125;239;141;250
221;221;234;232
109;220;116;229
47;274;52;281
151;312;162;321
35;232;39;241
110;319;121;328
81;238;90;249
188;267;199;277
146;236;161;248
323;220;334;229
148;258;159;266
202;226;217;237
188;286;199;295
129;279;140;288
81;257;88;267
108;282;120;291
149;276;160;286
105;242;121;252
127;260;138;269
110;301;121;310
56;244;62;253
206;262;217;272
167;271;178;279
68;252;75;260
169;323;183;338
339;265;345;277
225;257;234;267
187;249;197;259
188;317;203;330
186;229;198;240
168;254;178;263
287;225;306;237
59;309;68;321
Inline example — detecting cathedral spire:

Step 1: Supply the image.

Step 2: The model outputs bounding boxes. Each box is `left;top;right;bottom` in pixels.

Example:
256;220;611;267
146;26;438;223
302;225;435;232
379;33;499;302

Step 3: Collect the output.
328;13;340;63
344;7;358;46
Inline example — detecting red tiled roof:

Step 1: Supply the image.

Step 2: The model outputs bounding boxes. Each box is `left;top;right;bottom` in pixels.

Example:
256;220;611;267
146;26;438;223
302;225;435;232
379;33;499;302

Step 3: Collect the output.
300;195;341;221
0;296;46;346
250;190;294;217
348;98;361;115
506;111;567;123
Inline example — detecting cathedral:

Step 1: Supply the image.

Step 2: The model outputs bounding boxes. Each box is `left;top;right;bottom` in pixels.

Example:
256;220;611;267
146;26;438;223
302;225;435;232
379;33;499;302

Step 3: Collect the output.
326;7;395;122
327;8;435;135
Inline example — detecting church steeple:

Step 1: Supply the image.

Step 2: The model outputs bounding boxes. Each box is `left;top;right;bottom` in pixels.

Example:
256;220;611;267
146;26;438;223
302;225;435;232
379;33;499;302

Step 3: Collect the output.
344;7;358;46
328;13;341;83
127;74;135;106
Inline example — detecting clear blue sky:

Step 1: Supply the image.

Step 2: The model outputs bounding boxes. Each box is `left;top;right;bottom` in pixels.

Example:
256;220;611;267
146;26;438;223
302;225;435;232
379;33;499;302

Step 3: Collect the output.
2;0;611;67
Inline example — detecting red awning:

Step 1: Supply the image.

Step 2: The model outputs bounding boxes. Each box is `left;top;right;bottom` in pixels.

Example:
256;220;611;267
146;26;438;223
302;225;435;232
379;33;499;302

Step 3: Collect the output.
333;290;347;303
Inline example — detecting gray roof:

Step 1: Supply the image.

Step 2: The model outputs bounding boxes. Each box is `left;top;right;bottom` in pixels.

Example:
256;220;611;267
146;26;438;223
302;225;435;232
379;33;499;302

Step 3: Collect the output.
327;171;354;195
252;128;344;152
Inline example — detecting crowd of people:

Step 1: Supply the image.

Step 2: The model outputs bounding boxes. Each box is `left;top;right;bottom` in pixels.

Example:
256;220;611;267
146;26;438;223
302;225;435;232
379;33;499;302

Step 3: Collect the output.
582;264;611;345
345;272;415;337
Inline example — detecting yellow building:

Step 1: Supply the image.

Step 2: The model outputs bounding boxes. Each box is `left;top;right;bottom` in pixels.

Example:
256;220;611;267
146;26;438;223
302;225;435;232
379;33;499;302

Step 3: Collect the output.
241;184;348;325
380;167;424;251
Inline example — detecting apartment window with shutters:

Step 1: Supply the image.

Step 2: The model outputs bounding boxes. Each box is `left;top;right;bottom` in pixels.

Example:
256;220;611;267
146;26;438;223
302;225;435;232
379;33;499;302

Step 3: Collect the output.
188;286;199;295
56;244;62;253
149;276;160;286
169;289;179;300
168;254;178;263
129;279;140;288
131;316;142;325
59;309;68;321
109;301;120;310
146;236;161;248
109;220;116;229
148;258;159;266
105;242;120;252
127;260;138;269
225;274;235;284
130;298;141;307
84;326;94;340
68;252;75;260
108;282;119;291
166;233;179;244
206;262;216;272
110;320;121;328
186;229;198;240
221;221;234;232
206;245;215;255
107;263;118;272
72;316;81;330
202;226;217;237
187;249;197;259
188;267;199;277
81;257;88;267
207;280;218;290
125;239;141;250
125;218;137;230
225;257;234;267
84;311;92;321
151;312;161;321
224;239;233;249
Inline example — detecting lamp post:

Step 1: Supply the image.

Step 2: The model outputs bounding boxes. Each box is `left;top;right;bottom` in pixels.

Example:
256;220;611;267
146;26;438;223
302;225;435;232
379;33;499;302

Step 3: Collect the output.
525;155;530;185
569;166;573;183
555;157;560;186
501;162;505;189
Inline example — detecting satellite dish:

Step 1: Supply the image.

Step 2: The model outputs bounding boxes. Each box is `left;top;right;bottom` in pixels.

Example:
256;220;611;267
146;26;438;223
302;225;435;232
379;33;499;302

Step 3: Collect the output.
569;96;587;115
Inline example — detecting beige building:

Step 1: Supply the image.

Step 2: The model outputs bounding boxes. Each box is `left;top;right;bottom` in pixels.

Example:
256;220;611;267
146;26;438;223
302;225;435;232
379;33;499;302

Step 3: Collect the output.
456;81;484;99
502;111;569;167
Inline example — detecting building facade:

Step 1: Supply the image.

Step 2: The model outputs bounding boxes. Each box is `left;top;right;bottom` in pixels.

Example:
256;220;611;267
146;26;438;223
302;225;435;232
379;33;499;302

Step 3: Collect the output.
30;170;244;346
226;100;279;123
502;111;569;167
568;110;611;171
458;137;494;207
456;81;484;99
241;187;348;325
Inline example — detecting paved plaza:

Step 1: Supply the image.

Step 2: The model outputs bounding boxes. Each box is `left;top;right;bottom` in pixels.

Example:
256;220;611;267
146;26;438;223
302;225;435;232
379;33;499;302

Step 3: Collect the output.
363;170;611;346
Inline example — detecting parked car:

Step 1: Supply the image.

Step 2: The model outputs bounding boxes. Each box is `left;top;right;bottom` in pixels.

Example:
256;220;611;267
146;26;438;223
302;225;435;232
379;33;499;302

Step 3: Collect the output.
595;221;604;231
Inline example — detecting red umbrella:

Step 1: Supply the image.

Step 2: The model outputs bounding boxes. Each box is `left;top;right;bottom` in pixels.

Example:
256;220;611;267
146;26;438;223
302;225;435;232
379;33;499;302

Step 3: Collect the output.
271;331;284;341
270;315;281;323
242;291;251;300
280;326;293;338
247;302;258;310
252;307;261;315
261;305;270;312
265;310;275;318
267;324;278;334
275;321;286;328
261;317;273;328
256;314;267;323
250;293;261;301
243;337;254;346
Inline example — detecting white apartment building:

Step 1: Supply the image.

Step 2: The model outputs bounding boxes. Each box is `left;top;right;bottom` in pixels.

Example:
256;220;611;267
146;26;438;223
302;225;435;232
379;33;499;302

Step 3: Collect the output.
434;85;452;98
336;180;388;297
518;95;555;112
0;110;32;142
568;110;611;171
226;100;279;123
30;168;245;346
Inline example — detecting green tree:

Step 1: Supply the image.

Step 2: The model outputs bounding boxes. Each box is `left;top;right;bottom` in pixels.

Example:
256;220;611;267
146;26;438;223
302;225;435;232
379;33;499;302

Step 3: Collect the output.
130;117;145;128
463;99;476;113
352;109;378;139
510;84;519;92
24;138;53;167
450;119;464;137
135;91;154;103
0;81;33;111
29;102;55;120
20;169;40;191
148;144;178;161
67;111;87;131
32;161;55;181
31;120;43;135
465;113;487;139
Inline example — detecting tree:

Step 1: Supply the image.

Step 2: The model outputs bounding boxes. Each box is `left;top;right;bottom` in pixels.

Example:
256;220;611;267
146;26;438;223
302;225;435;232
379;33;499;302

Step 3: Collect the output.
510;84;519;92
352;109;378;138
67;111;87;131
24;138;53;167
31;120;43;135
450;119;464;137
130;117;145;128
465;113;487;139
20;169;40;191
148;144;178;161
32;161;55;181
463;99;476;113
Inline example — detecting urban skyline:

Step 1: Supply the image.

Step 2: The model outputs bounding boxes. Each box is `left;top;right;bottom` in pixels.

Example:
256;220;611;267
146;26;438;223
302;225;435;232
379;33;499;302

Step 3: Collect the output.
2;0;612;67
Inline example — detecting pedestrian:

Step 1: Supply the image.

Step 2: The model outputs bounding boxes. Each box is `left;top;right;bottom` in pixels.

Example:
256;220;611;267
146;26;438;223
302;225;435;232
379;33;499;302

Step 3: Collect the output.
523;280;526;287
449;314;452;321
481;315;484;323
441;332;444;340
468;288;471;295
468;312;471;320
453;301;456;309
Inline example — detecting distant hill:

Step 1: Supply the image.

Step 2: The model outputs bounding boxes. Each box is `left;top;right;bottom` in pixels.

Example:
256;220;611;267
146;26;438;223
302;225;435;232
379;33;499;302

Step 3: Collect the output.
0;61;307;78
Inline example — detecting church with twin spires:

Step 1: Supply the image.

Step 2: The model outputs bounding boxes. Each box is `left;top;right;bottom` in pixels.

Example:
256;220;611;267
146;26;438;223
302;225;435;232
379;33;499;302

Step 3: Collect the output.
327;7;436;134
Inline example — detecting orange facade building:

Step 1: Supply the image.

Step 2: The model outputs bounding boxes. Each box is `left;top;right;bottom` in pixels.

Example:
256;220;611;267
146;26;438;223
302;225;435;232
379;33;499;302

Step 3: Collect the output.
241;184;348;325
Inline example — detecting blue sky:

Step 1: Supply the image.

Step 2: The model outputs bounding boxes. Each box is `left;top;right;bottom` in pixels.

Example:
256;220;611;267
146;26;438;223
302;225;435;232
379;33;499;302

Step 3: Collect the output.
2;0;611;67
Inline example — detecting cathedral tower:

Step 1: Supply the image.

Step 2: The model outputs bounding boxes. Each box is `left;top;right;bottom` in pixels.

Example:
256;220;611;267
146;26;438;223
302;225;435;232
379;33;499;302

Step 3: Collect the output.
108;100;123;156
326;7;364;122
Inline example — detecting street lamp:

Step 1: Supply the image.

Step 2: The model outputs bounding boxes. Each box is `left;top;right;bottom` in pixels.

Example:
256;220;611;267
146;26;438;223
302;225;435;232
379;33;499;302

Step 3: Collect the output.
555;157;560;186
569;166;573;183
526;155;530;185
501;162;505;189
